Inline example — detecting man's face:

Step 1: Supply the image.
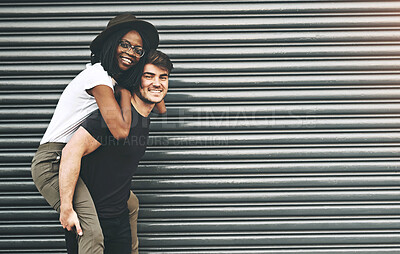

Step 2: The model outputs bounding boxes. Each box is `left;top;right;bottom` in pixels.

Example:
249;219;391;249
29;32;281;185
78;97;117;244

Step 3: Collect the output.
136;63;169;104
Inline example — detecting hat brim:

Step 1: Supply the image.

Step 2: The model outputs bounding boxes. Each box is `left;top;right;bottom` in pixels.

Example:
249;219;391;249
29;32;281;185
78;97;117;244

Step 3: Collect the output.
90;20;159;54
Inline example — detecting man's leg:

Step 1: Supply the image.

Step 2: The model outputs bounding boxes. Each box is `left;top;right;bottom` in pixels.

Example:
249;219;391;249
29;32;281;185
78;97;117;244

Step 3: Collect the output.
31;143;104;254
100;209;132;254
127;191;139;254
64;229;78;254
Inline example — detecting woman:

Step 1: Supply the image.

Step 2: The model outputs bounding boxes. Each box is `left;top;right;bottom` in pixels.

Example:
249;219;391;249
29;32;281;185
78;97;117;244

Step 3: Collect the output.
31;13;161;254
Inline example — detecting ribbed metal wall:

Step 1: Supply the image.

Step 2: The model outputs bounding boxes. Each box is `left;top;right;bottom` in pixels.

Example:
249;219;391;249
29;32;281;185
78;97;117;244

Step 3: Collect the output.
1;1;400;253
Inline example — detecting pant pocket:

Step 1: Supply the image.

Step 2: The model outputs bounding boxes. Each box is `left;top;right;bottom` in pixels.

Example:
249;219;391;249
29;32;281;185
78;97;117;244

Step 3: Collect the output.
50;151;61;172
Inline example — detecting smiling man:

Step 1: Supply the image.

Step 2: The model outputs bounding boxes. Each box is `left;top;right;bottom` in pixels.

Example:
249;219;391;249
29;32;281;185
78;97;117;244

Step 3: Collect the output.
58;50;173;254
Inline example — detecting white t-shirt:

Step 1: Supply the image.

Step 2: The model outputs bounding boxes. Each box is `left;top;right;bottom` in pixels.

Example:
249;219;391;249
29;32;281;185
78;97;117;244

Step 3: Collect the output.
40;63;116;144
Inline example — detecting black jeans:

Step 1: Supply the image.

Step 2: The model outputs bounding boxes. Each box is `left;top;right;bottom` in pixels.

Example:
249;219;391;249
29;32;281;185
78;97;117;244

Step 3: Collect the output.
100;209;132;254
66;209;132;254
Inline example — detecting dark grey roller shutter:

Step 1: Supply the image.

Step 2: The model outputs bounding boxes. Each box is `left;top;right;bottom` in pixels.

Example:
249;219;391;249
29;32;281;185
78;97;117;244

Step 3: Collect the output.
1;1;400;253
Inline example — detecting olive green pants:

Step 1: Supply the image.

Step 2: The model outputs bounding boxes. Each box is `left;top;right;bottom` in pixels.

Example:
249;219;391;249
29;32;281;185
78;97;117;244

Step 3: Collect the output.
31;142;139;254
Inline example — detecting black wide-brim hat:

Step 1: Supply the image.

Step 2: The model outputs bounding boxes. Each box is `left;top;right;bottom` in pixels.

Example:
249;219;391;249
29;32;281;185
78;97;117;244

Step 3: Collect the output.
90;13;159;54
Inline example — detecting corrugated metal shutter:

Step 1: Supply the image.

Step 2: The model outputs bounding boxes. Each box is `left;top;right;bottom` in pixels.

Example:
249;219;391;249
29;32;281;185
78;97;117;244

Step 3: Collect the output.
1;1;400;253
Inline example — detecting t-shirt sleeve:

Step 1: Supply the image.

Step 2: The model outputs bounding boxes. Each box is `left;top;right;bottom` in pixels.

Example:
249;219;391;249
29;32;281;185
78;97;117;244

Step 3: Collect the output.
82;63;114;91
81;109;109;145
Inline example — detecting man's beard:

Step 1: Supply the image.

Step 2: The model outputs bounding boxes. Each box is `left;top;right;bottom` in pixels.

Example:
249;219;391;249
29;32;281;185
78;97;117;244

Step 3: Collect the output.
135;86;163;105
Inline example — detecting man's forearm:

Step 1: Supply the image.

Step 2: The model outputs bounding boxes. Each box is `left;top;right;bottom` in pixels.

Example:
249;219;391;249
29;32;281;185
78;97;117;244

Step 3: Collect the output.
58;127;100;234
59;148;82;210
58;144;85;235
59;127;100;210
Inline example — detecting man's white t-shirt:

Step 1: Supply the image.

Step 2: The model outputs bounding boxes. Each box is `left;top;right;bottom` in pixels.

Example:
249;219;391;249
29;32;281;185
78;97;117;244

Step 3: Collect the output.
40;63;116;144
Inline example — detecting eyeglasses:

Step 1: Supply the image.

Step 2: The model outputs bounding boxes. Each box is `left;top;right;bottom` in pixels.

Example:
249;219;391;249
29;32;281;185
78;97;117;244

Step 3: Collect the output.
118;40;145;57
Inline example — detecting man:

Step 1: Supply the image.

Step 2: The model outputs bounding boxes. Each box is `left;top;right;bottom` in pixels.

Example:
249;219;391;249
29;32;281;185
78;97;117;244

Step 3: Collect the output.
58;49;173;253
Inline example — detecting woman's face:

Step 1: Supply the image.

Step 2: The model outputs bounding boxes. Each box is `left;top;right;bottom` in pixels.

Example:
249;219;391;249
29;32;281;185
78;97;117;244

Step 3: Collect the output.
116;30;143;72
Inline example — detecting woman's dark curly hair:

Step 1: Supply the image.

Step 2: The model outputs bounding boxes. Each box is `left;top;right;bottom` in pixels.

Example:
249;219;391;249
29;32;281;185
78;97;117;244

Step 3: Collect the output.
90;27;150;91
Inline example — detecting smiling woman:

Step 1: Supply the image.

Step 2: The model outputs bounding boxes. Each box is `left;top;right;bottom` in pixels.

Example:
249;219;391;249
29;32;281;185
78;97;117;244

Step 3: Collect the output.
116;31;143;72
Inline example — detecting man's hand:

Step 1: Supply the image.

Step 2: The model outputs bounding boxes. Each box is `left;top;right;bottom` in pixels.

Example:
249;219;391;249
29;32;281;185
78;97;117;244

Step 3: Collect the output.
59;206;83;236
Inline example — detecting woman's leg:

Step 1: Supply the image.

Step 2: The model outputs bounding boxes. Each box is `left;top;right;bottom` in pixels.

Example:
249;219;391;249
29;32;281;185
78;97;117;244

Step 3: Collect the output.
73;177;104;253
127;191;139;254
31;143;66;210
31;143;104;254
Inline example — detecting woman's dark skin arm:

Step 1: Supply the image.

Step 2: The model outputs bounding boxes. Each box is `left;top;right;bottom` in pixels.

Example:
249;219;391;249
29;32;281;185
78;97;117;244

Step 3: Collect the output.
87;85;132;140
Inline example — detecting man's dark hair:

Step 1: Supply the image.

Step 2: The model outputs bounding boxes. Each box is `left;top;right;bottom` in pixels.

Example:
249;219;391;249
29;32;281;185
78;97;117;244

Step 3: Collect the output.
144;50;174;74
90;28;150;91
